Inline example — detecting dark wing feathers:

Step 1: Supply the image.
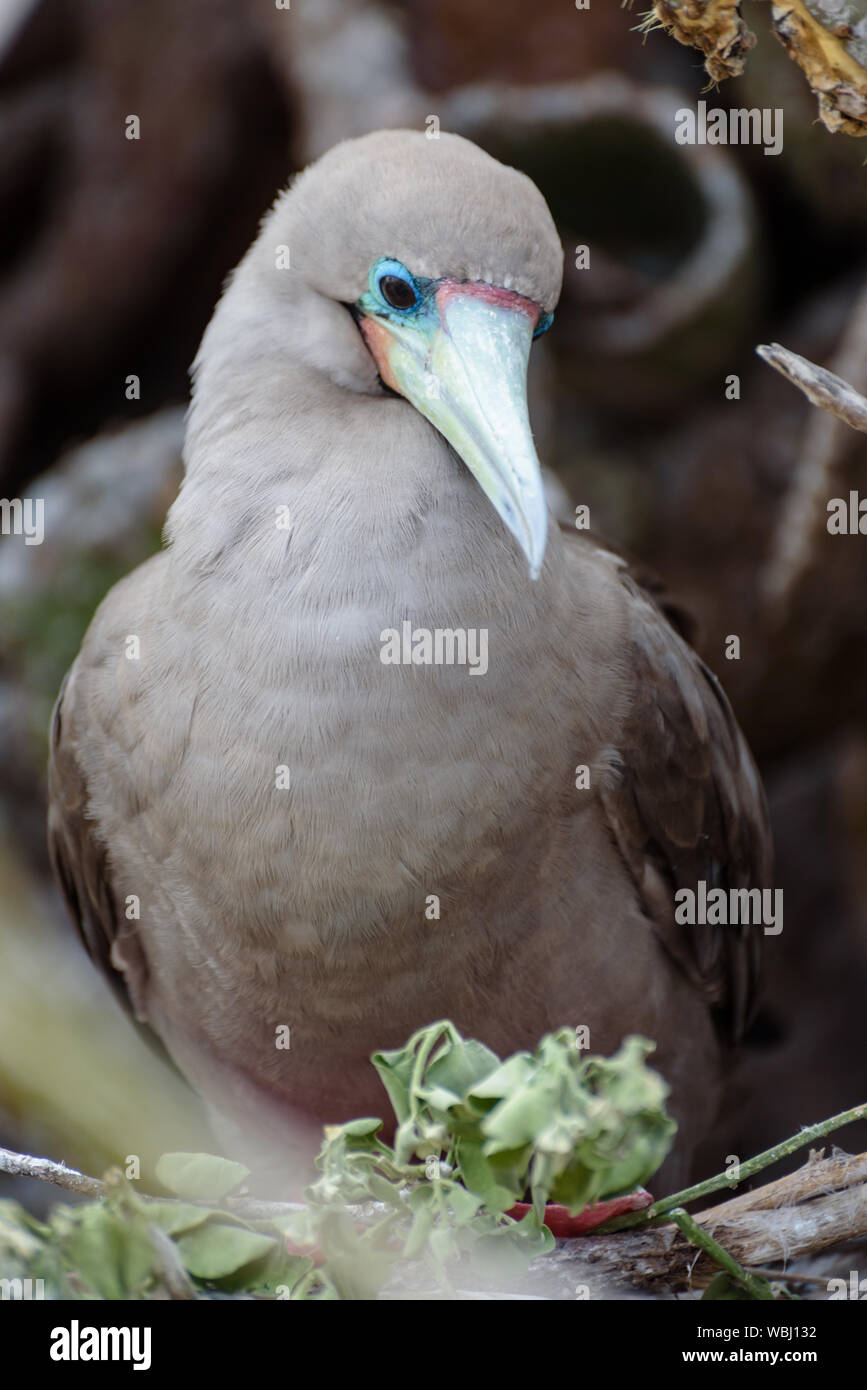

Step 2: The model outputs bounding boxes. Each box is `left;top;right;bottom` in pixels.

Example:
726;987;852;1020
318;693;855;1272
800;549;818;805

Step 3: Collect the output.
48;672;145;1021
596;551;770;1042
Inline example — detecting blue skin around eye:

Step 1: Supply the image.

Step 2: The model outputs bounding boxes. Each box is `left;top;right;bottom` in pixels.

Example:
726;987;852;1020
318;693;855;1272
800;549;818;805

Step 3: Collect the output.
356;257;439;330
357;256;554;338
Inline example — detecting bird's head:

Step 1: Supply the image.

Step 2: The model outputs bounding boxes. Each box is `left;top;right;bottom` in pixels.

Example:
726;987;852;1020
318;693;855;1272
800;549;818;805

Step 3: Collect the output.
222;130;564;578
354;254;555;579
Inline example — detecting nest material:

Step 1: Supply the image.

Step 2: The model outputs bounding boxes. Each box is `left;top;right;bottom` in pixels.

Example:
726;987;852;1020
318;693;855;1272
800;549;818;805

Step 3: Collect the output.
639;0;867;134
637;1;757;82
770;0;867;135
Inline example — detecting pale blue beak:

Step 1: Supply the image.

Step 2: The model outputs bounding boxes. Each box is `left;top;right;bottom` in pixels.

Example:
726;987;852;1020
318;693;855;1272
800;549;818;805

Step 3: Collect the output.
361;280;550;579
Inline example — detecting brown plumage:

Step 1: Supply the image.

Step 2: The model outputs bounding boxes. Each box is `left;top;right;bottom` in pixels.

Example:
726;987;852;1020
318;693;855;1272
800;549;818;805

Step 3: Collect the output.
48;131;771;1190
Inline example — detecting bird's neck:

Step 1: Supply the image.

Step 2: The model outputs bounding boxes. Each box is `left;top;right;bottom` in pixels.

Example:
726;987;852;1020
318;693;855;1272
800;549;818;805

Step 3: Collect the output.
169;348;572;638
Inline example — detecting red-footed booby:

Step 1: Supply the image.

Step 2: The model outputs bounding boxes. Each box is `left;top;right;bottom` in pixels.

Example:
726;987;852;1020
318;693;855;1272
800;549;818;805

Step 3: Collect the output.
48;130;770;1189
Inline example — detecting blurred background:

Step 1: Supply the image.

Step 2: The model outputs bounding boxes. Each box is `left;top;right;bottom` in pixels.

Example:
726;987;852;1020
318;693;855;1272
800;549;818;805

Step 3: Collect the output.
1;0;866;1206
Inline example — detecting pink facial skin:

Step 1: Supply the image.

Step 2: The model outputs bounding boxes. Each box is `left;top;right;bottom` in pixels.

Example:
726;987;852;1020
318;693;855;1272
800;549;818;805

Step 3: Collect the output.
360;278;544;398
359;313;401;392
435;278;543;329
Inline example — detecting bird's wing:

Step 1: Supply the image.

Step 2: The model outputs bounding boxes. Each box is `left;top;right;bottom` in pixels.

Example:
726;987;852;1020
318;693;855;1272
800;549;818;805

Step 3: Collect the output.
46;557;171;1027
48;665;150;1022
569;531;772;1043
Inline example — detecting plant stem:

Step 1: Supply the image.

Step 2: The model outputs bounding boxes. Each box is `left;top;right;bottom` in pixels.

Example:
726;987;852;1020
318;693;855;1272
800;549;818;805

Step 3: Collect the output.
667;1208;775;1300
408;1021;459;1104
598;1099;867;1232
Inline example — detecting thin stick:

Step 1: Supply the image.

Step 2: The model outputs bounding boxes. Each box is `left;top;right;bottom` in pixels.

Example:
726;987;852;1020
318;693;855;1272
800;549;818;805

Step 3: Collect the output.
757;342;867;435
0;1145;104;1198
145;1222;200;1300
759;299;867;608
599;1100;867;1232
747;1267;824;1286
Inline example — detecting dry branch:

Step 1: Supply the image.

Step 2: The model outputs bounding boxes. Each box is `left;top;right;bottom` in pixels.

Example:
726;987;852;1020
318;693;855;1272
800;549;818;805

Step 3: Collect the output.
564;1148;867;1292
757;341;867;435
632;1;756;82
758;292;867;610
0;1144;306;1220
0;1144;104;1198
636;0;867;134
769;0;867;137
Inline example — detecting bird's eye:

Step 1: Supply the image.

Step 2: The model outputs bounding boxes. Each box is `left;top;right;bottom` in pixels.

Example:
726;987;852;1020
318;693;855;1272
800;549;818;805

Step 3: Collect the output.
379;272;417;311
370;259;419;312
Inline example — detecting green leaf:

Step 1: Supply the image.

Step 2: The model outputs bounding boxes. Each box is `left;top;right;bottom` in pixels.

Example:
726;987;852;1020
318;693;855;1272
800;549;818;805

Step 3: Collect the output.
484;1144;534;1198
446;1181;484;1224
155;1152;250;1202
0;1203;48;1260
0;1199;51;1241
61;1205;155;1300
337;1117;383;1141
481;1080;557;1152
591;1118;676;1198
364;1172;404;1206
467;1053;536;1103
547;1161;596;1214
142;1201;216;1236
429;1223;457;1266
371;1047;415;1125
702;1272;754;1301
403;1193;436;1259
425;1038;501;1097
245;1248;313;1298
175;1224;276;1280
505;1204;556;1256
455;1139;519;1214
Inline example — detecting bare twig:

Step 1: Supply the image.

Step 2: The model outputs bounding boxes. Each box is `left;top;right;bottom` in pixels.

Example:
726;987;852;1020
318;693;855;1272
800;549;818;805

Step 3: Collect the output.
769;0;867;137
0;1145;104;1198
0;1143;313;1224
628;1;756;83
694;1150;867;1274
633;0;867;135
757;342;867;435
747;1266;826;1285
757;290;867;609
566;1148;867;1292
145;1222;200;1300
690;1145;867;1222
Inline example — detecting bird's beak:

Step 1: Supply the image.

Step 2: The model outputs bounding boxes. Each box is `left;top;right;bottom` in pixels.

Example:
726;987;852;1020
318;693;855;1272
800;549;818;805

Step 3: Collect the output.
360;281;549;579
